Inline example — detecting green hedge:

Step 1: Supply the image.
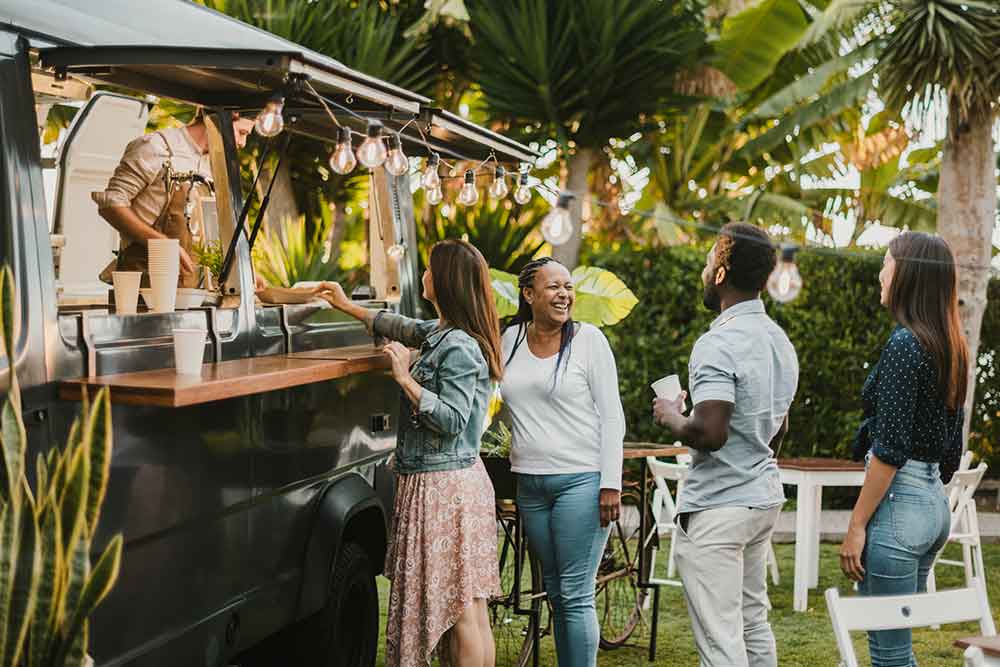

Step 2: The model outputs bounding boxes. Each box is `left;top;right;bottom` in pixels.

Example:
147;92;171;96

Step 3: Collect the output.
585;243;1000;473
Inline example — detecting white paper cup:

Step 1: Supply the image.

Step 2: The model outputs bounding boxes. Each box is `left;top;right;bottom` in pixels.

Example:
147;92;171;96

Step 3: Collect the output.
112;271;141;315
173;329;206;375
149;272;178;313
651;374;683;400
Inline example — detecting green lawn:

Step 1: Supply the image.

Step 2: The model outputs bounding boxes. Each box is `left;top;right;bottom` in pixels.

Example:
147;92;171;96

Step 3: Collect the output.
375;541;1000;666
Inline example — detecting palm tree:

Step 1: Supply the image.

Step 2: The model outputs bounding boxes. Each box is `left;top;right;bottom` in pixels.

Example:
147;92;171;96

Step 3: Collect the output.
465;0;707;267
805;0;1000;436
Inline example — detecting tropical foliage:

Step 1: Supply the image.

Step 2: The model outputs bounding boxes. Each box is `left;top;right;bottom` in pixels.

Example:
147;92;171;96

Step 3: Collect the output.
252;216;344;287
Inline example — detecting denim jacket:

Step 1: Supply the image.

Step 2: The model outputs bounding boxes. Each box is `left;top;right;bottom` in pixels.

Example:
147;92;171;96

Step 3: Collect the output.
372;311;490;474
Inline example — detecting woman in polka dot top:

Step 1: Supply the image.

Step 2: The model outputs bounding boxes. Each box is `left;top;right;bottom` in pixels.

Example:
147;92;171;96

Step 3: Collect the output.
838;232;968;666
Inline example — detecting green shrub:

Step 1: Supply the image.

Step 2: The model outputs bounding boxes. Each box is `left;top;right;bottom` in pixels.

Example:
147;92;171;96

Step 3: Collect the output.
586;243;1000;474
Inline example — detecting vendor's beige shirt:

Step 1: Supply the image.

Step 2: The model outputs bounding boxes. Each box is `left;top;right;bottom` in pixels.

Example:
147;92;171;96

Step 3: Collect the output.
91;126;212;225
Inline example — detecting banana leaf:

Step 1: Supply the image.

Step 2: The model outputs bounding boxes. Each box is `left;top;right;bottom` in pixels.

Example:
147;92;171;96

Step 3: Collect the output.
570;267;639;327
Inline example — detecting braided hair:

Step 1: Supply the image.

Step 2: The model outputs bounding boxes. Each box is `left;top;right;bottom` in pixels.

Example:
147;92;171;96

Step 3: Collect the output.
503;257;577;388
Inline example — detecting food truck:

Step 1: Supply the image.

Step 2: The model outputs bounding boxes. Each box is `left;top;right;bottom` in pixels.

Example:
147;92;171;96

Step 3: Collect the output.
0;1;534;664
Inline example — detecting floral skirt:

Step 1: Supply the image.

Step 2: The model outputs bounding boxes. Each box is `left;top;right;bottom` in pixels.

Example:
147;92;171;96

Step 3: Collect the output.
384;458;501;666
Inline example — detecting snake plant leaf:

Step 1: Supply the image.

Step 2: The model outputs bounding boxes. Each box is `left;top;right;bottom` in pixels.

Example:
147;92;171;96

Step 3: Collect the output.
714;0;810;92
50;534;90;666
570;267;639;327
1;266;18;406
28;503;60;667
490;269;520;319
58;446;89;587
0;500;12;662
1;396;26;510
83;389;112;539
35;452;48;510
5;487;40;667
54;535;121;667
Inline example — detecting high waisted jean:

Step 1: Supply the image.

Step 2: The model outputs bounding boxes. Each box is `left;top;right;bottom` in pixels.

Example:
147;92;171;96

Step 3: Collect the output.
516;472;610;667
860;457;950;667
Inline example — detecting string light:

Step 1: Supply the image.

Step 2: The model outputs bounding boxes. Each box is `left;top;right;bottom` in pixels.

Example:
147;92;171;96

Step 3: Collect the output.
421;153;441;190
514;172;532;205
357;121;388;169
768;245;803;303
458;170;479;206
541;192;574;246
489;166;509;199
329;126;356;175
426;185;444;205
385;134;409;177
255;93;285;138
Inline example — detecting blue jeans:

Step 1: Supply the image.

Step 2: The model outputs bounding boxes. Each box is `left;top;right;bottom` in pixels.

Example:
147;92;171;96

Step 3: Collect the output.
516;472;610;667
860;458;950;667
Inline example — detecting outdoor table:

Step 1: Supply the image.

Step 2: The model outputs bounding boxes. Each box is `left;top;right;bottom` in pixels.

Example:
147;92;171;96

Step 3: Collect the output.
955;636;1000;665
59;345;389;407
623;443;689;661
778;457;867;612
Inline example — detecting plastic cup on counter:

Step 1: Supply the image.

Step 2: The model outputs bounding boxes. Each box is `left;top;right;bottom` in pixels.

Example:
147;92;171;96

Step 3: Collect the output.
148;272;178;313
172;328;206;375
112;271;141;315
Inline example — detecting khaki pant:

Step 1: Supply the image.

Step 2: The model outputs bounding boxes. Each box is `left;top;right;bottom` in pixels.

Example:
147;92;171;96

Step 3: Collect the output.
674;505;783;667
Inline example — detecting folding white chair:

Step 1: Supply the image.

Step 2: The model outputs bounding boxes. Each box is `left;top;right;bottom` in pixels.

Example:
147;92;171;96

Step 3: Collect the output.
964;646;986;667
929;462;990;596
825;579;997;667
645;453;779;588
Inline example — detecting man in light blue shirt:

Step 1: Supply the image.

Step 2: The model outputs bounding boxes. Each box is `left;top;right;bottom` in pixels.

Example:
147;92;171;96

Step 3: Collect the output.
653;222;799;667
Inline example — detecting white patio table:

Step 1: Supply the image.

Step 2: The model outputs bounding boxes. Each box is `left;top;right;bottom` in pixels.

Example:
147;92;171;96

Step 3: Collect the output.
956;636;1000;665
778;457;867;612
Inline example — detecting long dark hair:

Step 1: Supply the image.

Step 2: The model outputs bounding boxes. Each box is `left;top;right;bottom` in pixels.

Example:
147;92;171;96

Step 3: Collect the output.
502;257;576;385
886;232;968;410
429;240;504;382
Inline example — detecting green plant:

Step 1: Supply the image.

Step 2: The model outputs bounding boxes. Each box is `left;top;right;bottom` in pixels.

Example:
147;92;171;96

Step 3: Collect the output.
192;240;224;288
480;421;512;459
252;216;343;287
0;265;122;666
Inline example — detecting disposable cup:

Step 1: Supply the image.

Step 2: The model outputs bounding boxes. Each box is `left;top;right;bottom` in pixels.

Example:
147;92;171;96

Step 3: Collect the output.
149;272;178;313
172;329;206;375
112;271;141;315
651;374;683;400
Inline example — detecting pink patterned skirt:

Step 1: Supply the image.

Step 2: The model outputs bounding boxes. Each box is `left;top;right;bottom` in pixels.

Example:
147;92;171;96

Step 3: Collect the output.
384;458;501;666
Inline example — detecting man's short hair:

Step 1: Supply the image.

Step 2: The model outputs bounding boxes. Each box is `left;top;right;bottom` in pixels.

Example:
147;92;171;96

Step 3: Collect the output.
715;222;777;293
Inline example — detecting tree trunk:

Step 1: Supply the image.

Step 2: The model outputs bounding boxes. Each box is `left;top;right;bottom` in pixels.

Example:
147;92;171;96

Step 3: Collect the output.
553;147;594;268
937;98;997;448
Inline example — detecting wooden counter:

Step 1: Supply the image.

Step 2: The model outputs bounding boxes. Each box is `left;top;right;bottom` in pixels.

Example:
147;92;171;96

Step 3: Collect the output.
623;444;689;459
59;347;390;408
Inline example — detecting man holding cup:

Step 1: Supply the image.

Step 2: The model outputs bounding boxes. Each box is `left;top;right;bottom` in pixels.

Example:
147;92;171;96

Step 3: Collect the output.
652;222;798;667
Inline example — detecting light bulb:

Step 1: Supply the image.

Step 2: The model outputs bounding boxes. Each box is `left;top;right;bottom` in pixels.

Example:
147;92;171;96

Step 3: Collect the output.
255;97;285;138
328;126;356;175
421;153;441;190
513;172;532;205
767;246;803;303
426;184;443;205
489;166;509;199
457;170;479;206
385;134;409;176
387;244;406;260
357;121;387;169
541;193;574;246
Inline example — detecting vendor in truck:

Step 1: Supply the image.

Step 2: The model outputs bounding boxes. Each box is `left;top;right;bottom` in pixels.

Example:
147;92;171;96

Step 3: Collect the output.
92;110;255;288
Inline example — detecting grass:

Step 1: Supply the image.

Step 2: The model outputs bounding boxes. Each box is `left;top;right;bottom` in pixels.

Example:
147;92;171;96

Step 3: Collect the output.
374;541;1000;666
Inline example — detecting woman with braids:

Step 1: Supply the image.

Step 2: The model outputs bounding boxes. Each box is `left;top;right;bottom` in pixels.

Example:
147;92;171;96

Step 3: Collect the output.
320;239;502;667
497;256;626;667
839;232;966;666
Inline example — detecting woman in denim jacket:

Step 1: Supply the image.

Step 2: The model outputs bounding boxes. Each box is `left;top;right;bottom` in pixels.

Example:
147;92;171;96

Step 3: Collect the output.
840;232;967;666
322;239;504;667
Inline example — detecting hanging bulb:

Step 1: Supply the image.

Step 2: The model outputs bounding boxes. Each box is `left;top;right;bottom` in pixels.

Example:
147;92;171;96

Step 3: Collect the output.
457;170;479;206
426;184;444;205
328;126;356;175
387;243;406;260
489;166;509;199
357;121;388;169
541;193;574;246
421;153;441;190
513;172;532;205
255;96;285;138
767;245;803;303
385;134;409;176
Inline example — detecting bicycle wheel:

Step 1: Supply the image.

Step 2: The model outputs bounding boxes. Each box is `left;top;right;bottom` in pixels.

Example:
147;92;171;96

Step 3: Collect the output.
597;486;654;649
490;501;549;667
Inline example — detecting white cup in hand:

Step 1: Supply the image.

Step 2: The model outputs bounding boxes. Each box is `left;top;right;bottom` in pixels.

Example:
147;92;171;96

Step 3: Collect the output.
652;374;688;411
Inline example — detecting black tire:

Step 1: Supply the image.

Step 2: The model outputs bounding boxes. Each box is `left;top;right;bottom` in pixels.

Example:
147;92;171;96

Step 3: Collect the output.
294;541;380;667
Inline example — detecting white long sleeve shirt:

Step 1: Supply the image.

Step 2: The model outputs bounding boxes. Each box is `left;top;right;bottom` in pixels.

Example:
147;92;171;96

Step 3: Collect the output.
499;323;626;490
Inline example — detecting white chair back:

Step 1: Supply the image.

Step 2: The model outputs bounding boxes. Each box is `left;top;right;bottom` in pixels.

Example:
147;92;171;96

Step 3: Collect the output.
950;464;988;542
964;646;986;667
825;579;995;667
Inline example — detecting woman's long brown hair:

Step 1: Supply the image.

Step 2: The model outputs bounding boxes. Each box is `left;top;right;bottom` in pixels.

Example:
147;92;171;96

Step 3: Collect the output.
429;239;504;382
886;232;968;410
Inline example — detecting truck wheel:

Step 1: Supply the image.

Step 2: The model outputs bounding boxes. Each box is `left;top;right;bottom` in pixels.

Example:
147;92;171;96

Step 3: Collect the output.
297;542;379;667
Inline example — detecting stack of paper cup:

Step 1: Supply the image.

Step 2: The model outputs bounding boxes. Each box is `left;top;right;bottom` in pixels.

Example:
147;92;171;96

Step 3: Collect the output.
147;239;179;313
173;329;206;375
111;271;141;315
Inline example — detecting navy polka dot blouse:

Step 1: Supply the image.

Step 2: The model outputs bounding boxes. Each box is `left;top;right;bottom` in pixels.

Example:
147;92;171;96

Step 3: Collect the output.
853;326;963;483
